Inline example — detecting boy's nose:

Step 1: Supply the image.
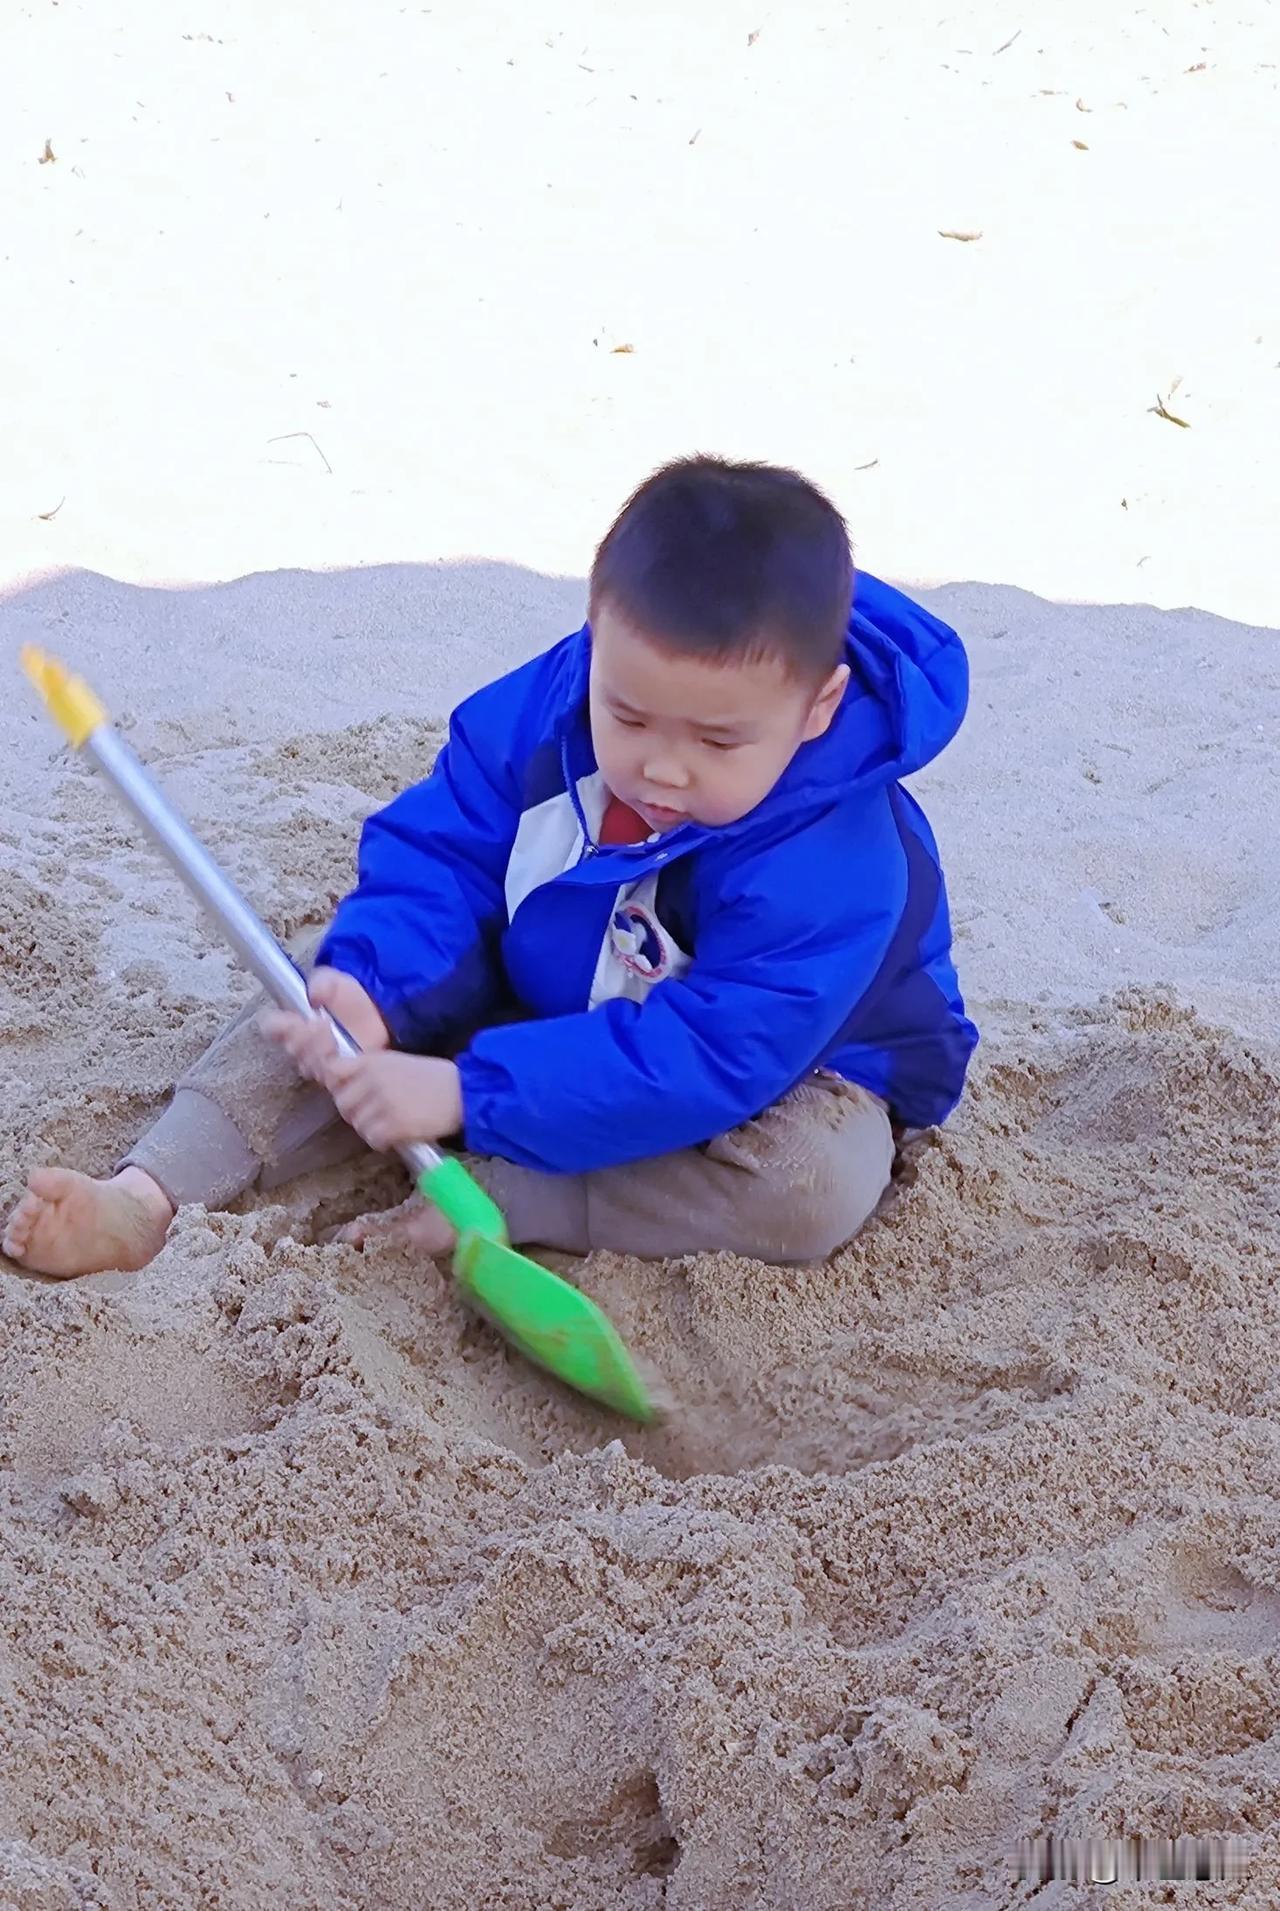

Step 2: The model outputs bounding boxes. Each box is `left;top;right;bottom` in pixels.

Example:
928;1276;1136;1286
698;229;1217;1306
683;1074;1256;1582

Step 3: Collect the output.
642;755;689;790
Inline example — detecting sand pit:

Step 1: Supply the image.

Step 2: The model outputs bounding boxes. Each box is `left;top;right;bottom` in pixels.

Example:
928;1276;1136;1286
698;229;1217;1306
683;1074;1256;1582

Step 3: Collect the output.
2;606;1278;1905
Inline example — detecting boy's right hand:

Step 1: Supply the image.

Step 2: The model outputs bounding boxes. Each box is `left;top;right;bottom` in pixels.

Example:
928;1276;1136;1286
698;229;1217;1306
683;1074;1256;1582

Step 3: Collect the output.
259;967;390;1081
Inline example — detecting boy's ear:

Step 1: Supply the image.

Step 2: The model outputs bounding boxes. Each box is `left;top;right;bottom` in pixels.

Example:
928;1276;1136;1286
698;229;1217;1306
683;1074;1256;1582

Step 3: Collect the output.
801;662;850;741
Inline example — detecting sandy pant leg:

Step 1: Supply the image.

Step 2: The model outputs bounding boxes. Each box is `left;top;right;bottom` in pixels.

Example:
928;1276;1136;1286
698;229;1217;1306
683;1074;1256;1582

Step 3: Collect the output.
469;1075;896;1263
122;934;369;1210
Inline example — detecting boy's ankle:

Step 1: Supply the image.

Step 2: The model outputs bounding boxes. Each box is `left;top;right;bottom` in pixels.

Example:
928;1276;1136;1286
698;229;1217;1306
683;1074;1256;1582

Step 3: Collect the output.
115;1165;177;1222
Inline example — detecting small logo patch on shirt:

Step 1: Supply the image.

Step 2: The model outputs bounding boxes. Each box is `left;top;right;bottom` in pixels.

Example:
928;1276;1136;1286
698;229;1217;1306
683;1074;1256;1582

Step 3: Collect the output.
610;901;669;981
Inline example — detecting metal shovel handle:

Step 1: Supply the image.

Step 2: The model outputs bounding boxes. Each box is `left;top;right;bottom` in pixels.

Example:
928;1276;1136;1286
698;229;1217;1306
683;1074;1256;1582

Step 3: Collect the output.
82;723;443;1186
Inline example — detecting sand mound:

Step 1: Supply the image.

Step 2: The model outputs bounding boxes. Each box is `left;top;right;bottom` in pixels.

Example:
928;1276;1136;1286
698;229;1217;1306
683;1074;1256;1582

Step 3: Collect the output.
2;707;1278;1904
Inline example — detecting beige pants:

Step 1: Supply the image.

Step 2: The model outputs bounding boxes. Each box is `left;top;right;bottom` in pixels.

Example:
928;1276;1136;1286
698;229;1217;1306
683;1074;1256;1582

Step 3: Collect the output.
124;961;896;1264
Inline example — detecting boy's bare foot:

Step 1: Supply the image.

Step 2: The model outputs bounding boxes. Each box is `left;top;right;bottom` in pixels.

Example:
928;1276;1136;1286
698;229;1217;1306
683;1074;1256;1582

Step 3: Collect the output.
1;1166;175;1278
330;1195;457;1259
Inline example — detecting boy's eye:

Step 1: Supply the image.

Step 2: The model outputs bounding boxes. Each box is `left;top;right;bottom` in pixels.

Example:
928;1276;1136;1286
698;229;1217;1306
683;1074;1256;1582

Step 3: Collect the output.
613;714;645;730
702;737;738;752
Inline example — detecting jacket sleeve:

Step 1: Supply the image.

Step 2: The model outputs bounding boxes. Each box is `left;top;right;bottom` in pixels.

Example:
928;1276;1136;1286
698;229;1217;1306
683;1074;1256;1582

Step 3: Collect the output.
315;673;530;1053
455;799;909;1173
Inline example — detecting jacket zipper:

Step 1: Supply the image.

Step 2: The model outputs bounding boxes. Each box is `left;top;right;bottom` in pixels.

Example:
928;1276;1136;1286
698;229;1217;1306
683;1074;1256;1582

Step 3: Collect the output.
560;722;600;861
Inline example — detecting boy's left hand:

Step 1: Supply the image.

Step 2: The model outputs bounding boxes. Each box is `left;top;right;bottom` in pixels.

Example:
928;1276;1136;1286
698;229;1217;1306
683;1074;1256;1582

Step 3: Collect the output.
320;1052;464;1153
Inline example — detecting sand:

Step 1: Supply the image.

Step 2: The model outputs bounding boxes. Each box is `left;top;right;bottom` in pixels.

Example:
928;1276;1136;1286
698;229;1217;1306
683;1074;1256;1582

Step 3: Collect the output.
2;1;1280;1905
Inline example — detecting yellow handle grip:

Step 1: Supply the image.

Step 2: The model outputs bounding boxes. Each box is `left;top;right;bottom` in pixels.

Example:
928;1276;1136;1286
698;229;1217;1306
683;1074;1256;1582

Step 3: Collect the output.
20;645;107;749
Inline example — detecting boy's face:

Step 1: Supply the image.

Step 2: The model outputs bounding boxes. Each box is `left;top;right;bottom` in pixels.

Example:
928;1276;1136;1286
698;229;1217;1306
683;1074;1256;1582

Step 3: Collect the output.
588;605;849;832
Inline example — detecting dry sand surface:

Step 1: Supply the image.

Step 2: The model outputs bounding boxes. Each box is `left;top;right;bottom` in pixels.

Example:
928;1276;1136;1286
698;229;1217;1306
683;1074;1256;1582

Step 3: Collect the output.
2;1;1279;1906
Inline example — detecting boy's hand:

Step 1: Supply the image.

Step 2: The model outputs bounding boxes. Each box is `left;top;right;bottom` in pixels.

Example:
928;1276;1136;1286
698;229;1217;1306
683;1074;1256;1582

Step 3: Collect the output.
307;969;390;1050
321;1053;464;1153
260;968;389;1082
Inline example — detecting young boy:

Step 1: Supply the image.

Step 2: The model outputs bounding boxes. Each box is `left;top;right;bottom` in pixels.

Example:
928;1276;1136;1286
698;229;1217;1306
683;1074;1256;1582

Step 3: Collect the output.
3;457;977;1276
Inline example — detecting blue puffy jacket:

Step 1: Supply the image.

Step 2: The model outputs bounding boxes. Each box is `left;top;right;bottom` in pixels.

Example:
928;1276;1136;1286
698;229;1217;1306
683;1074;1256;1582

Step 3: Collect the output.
317;572;978;1173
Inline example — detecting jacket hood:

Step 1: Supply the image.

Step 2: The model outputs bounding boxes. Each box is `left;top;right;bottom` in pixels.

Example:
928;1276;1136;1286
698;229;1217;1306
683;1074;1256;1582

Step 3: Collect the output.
782;570;968;803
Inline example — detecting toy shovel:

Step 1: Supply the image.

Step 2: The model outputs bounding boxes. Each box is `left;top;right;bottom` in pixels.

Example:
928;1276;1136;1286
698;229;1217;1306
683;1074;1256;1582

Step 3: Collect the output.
21;646;658;1422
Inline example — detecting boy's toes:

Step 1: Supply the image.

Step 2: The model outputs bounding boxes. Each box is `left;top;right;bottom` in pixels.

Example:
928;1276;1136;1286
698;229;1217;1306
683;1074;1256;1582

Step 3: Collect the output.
330;1204;411;1248
2;1192;44;1259
329;1214;375;1247
327;1197;454;1258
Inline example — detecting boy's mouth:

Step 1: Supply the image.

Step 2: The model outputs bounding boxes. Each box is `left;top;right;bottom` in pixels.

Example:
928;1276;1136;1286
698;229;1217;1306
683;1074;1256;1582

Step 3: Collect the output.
634;799;689;831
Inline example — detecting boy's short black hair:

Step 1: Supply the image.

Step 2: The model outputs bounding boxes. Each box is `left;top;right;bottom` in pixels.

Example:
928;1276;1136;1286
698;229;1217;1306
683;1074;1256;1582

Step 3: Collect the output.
590;455;854;679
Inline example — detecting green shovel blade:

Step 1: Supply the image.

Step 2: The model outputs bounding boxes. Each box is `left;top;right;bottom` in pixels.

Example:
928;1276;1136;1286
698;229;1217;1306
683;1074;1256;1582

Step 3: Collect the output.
419;1158;658;1423
454;1232;657;1422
